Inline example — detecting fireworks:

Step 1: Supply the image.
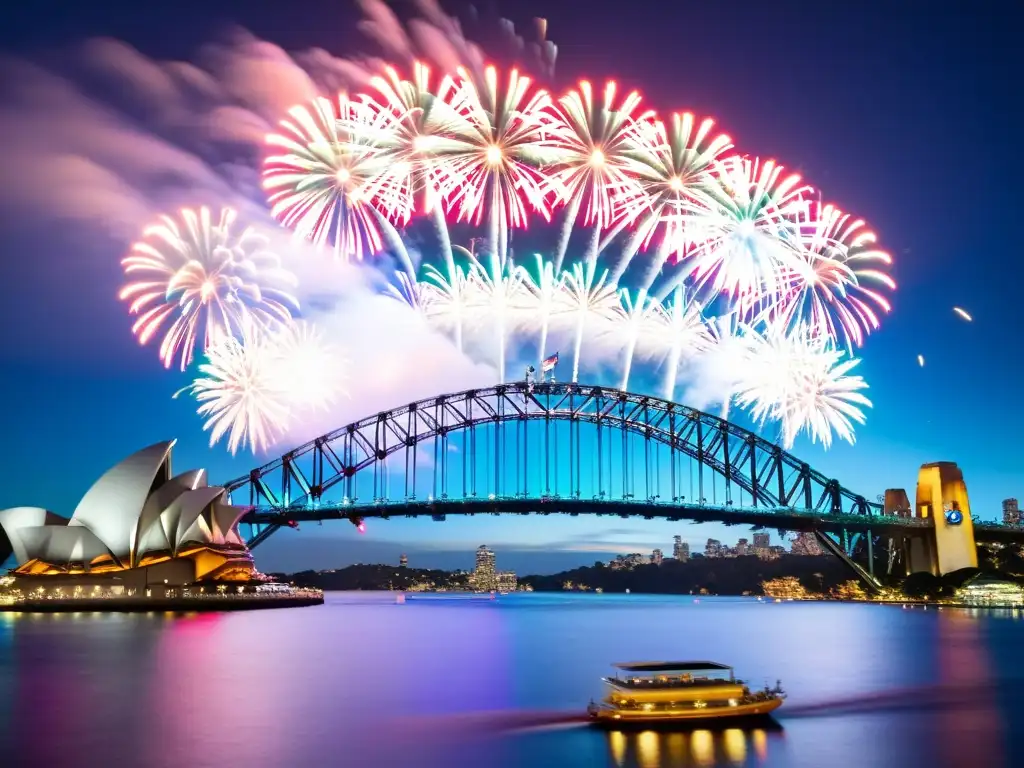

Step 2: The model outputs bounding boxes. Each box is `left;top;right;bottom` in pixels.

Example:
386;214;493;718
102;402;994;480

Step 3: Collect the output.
119;206;298;371
688;157;810;301
433;65;553;262
615;112;733;286
953;306;972;322
263;94;408;264
776;204;895;349
121;49;895;453
735;324;870;449
181;319;345;455
544;80;651;269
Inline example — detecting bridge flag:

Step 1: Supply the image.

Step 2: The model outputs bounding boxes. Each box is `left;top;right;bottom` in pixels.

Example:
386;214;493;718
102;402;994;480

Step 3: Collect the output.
541;352;559;372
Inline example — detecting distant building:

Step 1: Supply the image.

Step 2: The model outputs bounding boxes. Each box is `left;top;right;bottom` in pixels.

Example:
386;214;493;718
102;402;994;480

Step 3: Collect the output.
790;532;824;556
752;533;771;559
399;554;408;567
609;553;647;570
705;539;723;558
651;549;663;566
496;571;518;593
1003;499;1020;526
471;545;497;591
736;538;750;556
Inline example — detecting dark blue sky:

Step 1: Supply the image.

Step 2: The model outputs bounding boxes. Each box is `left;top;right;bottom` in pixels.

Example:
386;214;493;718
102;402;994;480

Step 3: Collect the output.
0;0;1021;574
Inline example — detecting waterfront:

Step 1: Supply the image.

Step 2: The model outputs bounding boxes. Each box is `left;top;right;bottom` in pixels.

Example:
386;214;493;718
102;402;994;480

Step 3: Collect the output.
1;593;1022;767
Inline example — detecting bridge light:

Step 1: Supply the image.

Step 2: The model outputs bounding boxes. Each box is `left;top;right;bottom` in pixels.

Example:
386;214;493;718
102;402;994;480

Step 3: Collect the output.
489;493;496;500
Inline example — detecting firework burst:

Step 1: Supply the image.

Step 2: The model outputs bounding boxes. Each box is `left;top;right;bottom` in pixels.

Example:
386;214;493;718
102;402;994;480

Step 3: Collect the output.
615;113;734;287
556;263;621;382
433;65;554;262
263;94;411;267
544;80;652;270
770;203;895;348
686;157;811;302
119;206;298;371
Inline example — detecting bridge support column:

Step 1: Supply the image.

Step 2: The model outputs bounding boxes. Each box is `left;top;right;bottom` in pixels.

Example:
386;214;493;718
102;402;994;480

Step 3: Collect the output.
913;462;978;575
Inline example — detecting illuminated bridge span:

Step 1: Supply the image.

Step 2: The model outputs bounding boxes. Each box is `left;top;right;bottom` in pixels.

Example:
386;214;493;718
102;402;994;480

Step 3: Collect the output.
225;382;976;580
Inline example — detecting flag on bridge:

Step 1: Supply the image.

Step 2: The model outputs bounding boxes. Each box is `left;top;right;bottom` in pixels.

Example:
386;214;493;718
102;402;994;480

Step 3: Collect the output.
541;353;559;372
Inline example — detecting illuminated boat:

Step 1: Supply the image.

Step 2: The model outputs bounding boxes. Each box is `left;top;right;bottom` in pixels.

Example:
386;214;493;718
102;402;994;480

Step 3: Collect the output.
587;661;784;727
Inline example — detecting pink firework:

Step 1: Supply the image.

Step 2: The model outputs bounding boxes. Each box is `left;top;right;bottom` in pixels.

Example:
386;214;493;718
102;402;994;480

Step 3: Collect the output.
773;203;895;348
543;80;654;269
262;94;404;262
433;65;553;262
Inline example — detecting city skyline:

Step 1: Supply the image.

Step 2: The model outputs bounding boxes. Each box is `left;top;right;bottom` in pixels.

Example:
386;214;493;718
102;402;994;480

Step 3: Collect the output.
1;0;1021;574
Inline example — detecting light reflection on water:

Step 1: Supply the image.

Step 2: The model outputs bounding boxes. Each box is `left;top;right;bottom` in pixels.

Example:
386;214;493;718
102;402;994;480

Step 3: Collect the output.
0;593;1022;767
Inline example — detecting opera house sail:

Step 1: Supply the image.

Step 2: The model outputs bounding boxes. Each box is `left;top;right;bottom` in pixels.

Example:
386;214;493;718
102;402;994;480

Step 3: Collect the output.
0;440;255;592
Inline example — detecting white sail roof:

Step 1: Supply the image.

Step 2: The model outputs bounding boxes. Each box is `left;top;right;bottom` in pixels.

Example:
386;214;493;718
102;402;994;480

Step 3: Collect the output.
0;507;68;566
17;526;112;568
68;440;176;560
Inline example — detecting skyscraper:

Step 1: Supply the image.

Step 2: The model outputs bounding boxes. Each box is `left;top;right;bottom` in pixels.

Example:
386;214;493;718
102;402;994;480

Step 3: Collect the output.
752;533;771;560
399;554;408;567
672;535;687;560
651;549;663;565
1003;499;1020;526
705;539;722;558
473;545;496;591
736;538;750;556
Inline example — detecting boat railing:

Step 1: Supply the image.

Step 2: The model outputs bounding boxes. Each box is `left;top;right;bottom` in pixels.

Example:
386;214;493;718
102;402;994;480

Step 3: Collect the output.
607;690;780;712
608;676;745;690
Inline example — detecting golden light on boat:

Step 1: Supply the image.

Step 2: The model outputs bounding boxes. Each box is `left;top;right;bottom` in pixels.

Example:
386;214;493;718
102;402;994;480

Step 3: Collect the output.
636;730;659;768
607;730;626;766
691;729;715;766
723;729;747;765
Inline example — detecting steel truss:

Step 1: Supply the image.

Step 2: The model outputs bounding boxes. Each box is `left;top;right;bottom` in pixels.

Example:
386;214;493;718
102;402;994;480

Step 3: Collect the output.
226;382;889;549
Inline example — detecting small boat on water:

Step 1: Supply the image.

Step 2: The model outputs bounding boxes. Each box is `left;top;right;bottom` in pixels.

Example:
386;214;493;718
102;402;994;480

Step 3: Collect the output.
587;661;784;727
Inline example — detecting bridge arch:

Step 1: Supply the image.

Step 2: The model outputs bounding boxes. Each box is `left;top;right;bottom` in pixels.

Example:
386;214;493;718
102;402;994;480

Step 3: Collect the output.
225;382;879;546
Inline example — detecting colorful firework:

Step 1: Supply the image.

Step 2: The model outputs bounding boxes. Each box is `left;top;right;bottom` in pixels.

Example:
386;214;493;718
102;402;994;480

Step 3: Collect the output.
119;206;298;371
433;65;553;262
686;157;811;302
520;254;563;365
772;203;894;348
648;285;712;400
273;320;347;413
544;80;651;269
614;112;734;287
263;94;411;268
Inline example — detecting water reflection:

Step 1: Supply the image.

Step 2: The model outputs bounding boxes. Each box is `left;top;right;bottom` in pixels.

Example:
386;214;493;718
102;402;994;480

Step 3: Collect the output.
604;725;780;767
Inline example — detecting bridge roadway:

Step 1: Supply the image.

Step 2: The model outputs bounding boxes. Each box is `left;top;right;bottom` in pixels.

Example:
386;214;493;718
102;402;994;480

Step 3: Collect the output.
242;497;960;538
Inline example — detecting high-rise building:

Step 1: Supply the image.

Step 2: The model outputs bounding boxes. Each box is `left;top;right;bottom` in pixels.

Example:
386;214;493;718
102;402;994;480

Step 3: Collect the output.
651;549;663;565
472;545;497;591
790;532;824;556
399;553;408;567
1003;499;1020;526
674;539;690;562
705;538;722;558
736;538;750;556
496;571;518;592
752;533;771;560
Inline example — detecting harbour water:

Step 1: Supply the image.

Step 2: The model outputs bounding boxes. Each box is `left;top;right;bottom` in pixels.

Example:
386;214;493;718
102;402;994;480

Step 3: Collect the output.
1;592;1022;767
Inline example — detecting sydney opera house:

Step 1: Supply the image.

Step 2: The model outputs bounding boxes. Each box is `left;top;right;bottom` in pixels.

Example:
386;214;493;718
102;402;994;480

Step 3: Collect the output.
0;440;257;596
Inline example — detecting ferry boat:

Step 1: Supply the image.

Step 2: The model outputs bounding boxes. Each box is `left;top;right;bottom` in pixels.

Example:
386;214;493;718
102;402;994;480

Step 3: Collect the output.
587;661;784;727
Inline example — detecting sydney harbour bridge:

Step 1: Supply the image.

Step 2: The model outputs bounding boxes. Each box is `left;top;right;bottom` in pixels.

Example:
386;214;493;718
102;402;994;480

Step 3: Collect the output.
225;381;1022;589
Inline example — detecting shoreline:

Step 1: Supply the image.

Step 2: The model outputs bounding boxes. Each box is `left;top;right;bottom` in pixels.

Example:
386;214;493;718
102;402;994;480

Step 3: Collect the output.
0;594;324;613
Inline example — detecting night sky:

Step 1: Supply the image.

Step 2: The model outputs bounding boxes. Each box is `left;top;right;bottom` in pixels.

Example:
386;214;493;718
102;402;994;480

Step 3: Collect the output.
0;0;1021;574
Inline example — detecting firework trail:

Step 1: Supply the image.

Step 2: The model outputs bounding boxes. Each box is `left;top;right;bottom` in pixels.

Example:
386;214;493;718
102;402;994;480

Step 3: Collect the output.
614;112;733;289
263;94;414;273
774;203;895;349
119;206;298;371
521;254;562;366
557;263;620;383
433;65;553;263
421;259;474;353
462;247;530;382
543;80;651;271
649;285;711;400
953;307;972;322
613;288;661;390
